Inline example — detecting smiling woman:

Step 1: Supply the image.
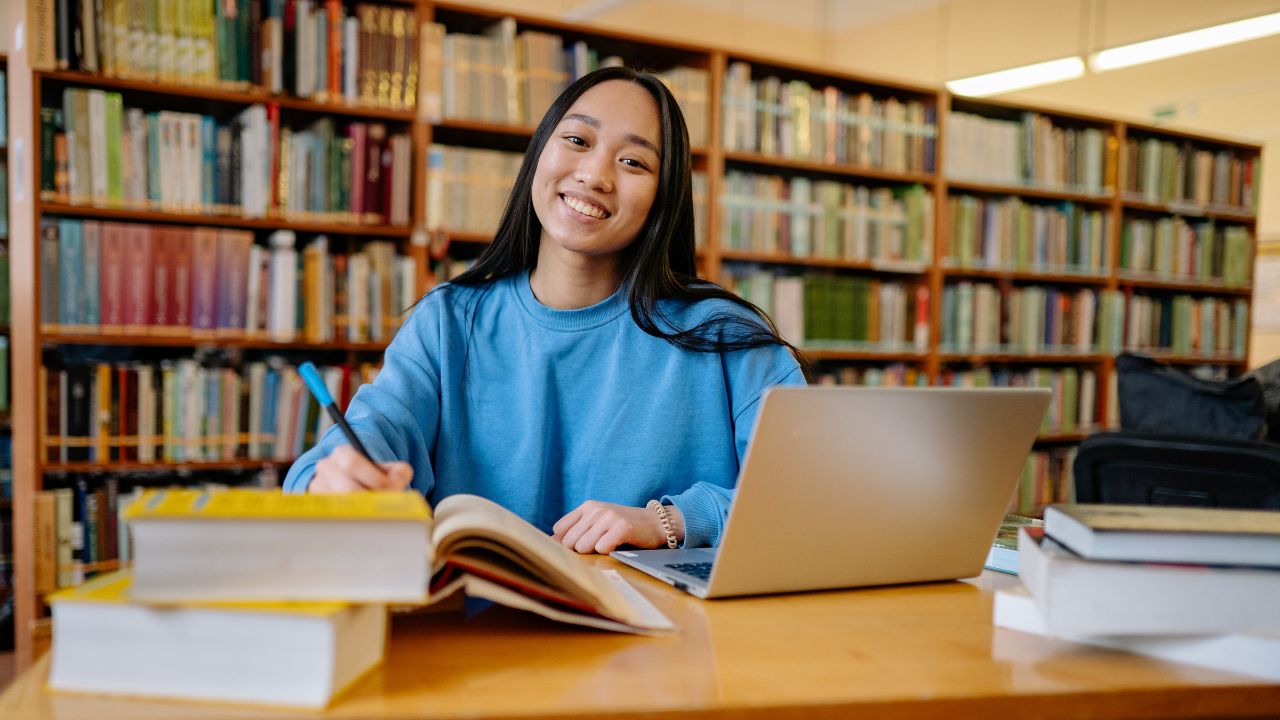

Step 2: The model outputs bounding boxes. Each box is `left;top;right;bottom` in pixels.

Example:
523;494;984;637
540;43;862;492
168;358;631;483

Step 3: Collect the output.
283;67;807;555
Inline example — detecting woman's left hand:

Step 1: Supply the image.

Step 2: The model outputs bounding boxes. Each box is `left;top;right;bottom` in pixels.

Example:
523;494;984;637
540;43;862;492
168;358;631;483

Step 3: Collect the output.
552;500;680;554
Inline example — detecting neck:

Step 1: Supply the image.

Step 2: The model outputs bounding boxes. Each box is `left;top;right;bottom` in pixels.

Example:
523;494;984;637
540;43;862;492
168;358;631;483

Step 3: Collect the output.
529;241;624;310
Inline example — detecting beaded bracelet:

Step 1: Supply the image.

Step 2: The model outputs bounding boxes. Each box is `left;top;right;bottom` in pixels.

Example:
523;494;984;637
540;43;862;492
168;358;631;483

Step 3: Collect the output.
647;499;679;549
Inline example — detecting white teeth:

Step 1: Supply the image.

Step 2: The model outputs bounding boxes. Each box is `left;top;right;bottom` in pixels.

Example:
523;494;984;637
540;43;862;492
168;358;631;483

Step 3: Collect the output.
563;195;608;219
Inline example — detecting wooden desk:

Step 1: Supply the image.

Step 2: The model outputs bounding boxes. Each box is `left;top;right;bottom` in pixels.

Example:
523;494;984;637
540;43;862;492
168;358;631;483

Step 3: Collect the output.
3;567;1279;720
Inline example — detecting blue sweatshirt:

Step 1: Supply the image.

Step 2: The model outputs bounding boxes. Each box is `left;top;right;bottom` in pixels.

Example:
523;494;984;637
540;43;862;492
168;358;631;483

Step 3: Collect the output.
283;270;804;547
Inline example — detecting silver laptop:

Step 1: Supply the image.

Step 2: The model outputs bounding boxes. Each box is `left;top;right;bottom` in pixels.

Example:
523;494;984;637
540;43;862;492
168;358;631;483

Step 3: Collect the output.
612;386;1051;598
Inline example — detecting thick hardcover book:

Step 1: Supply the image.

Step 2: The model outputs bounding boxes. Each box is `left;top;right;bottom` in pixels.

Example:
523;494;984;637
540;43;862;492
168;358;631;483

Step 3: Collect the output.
994;585;1280;681
97;222;125;334
126;489;673;635
1044;503;1280;568
1018;527;1280;637
48;570;386;708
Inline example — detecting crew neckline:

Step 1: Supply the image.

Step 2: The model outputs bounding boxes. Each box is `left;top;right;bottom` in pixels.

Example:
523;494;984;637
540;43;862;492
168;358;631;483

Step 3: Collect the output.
512;269;630;331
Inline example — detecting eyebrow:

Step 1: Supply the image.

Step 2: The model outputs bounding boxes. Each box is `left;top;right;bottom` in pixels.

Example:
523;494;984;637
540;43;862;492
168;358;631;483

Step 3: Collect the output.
562;113;661;157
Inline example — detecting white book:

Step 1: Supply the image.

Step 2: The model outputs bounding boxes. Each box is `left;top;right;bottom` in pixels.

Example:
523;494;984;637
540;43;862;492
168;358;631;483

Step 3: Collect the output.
88;90;109;203
182;114;201;210
398;256;417;317
268;230;298;342
1019;527;1280;637
994;585;1280;681
49;571;386;708
343;17;359;101
238;105;270;218
348;253;370;342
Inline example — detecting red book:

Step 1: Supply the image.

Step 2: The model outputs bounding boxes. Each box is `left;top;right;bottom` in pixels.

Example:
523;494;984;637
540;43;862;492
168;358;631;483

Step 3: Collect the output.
122;224;154;332
97;222;126;334
364;123;385;220
191;228;220;337
327;0;343;97
172;228;194;333
267;103;281;211
149;227;173;334
217;229;253;338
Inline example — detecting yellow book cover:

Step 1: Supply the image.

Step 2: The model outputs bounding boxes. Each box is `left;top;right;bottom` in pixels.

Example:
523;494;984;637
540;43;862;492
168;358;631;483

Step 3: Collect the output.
124;487;431;522
48;569;353;617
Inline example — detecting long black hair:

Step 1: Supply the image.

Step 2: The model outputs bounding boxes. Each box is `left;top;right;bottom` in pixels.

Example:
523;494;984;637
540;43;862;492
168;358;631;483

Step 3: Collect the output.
448;66;802;362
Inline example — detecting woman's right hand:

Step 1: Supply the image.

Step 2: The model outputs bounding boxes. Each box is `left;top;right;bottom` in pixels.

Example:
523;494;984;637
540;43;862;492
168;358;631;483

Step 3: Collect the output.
309;445;414;493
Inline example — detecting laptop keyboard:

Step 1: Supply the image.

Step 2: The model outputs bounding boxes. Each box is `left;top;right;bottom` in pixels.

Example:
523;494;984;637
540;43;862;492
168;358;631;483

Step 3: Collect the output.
665;562;714;580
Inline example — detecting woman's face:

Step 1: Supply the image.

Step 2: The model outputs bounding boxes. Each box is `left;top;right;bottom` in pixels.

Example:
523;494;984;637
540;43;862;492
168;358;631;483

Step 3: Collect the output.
531;80;662;266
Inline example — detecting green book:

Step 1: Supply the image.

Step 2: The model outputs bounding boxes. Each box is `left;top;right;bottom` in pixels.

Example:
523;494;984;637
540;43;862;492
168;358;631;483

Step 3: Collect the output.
103;93;124;203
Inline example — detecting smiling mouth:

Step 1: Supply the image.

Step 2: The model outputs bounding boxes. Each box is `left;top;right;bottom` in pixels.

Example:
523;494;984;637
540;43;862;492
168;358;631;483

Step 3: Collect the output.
561;194;611;219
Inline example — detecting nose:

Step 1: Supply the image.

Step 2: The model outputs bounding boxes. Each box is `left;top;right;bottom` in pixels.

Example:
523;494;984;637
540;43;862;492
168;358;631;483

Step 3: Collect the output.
573;149;614;193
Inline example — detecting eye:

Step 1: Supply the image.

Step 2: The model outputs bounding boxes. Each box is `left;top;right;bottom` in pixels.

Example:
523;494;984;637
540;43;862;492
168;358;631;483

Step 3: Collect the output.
562;134;587;147
621;158;650;170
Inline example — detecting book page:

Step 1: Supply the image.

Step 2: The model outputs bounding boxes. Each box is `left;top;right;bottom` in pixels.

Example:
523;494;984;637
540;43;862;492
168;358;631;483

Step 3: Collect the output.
431;494;640;622
458;572;676;635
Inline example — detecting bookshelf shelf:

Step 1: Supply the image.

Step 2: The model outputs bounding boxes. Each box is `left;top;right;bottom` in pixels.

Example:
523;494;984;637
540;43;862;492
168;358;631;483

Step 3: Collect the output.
721;250;928;275
1117;275;1252;296
81;560;121;575
43;460;293;474
1120;197;1256;223
1037;429;1098;443
940;267;1110;286
723;150;934;185
803;349;928;362
40;334;390;352
38;202;413;237
938;352;1109;363
36;70;417;122
946;179;1114;205
448;231;494;245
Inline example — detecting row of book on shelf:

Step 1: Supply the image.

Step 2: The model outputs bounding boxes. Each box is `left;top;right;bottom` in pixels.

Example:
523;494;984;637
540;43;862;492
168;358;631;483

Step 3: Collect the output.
44;89;413;224
719;175;932;264
45;1;420;110
1118;216;1253;286
946;112;1109;194
39;220;416;344
721;62;936;172
1123;136;1260;211
42;357;381;466
945;196;1110;276
994;503;1280;682
724;269;929;350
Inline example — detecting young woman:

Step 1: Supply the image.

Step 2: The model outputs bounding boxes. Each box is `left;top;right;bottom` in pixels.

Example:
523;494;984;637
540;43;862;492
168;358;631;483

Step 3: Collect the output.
284;66;805;553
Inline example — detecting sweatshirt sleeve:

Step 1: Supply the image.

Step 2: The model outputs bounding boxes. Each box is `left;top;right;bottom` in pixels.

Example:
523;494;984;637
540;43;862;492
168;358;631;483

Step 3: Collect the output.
663;361;806;548
282;303;444;495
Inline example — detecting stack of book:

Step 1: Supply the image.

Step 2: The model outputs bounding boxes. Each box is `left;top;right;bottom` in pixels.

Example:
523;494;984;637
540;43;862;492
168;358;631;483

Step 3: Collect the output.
993;503;1280;680
47;488;674;708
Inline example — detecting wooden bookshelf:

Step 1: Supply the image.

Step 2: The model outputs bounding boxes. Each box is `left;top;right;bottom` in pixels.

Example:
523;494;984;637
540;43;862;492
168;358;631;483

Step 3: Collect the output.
3;0;1264;671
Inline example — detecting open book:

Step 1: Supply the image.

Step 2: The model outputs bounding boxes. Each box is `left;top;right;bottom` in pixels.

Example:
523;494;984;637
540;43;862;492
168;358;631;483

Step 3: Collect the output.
125;489;674;635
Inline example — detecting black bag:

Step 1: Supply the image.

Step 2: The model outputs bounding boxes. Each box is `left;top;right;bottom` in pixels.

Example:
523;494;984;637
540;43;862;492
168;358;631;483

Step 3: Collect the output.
1116;353;1266;440
1245;356;1280;443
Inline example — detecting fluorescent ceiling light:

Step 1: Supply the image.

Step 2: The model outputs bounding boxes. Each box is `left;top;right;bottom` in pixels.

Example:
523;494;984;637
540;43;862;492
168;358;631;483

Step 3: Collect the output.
1090;11;1280;71
946;56;1085;97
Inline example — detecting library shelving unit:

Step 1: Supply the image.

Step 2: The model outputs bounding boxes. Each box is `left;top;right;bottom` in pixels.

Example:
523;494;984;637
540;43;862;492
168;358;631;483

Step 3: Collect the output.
3;1;1262;669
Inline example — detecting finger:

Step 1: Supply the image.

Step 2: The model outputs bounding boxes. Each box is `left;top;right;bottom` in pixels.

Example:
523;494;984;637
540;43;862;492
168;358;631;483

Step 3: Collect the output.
376;461;414;490
594;526;629;555
330;446;393;490
575;521;611;554
309;472;365;494
559;516;593;550
552;506;584;539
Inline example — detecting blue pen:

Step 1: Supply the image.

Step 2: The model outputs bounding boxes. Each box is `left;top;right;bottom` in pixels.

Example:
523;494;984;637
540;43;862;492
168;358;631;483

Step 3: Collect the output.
298;362;377;465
